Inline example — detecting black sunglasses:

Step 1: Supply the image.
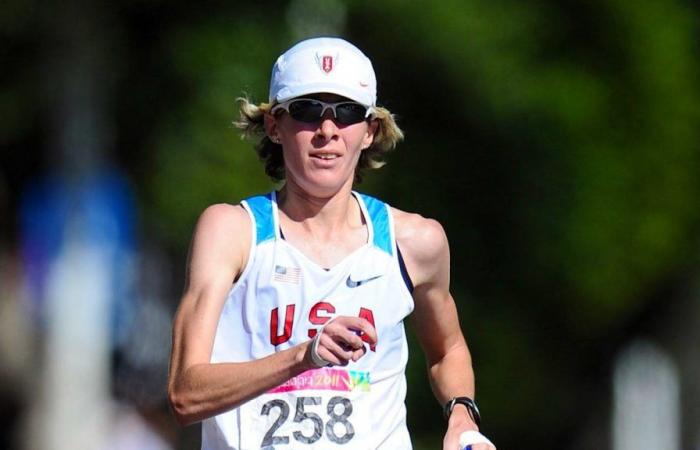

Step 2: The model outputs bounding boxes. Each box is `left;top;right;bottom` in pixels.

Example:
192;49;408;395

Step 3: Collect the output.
271;98;373;125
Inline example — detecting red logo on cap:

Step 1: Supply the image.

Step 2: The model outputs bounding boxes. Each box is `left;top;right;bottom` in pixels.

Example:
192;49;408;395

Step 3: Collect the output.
322;55;333;73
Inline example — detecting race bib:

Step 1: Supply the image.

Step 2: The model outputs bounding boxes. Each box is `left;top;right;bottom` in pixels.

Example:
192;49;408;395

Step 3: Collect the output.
239;368;371;449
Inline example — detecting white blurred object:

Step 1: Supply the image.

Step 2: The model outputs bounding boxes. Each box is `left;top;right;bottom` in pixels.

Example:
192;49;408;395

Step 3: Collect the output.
104;403;173;450
459;430;494;449
612;339;680;450
21;3;132;447
38;241;114;450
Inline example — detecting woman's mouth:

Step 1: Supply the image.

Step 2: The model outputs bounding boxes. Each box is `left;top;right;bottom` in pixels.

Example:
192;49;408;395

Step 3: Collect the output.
311;153;340;160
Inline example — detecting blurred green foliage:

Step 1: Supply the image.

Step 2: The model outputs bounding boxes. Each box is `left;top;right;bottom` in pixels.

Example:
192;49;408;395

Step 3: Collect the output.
2;0;699;448
151;20;278;243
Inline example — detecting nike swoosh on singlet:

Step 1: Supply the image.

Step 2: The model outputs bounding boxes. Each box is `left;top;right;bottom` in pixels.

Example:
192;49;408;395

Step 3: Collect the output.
346;274;383;288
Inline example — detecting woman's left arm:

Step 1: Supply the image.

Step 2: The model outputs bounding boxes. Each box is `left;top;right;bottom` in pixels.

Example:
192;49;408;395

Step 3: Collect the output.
393;210;495;450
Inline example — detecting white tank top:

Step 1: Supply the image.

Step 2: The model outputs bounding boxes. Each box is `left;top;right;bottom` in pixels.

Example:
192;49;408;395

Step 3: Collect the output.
201;191;415;450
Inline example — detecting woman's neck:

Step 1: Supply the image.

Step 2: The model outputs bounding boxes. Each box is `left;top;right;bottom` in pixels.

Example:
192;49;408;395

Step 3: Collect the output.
277;179;362;239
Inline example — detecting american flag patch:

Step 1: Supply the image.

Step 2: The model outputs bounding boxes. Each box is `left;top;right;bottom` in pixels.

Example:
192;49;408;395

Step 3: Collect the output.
273;265;302;284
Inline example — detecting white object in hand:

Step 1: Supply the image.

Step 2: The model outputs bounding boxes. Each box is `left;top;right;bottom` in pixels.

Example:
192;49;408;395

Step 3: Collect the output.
459;430;494;449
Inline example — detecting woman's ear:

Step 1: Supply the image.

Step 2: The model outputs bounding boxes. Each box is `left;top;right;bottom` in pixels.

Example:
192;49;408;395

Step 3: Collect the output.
362;119;379;150
264;113;280;143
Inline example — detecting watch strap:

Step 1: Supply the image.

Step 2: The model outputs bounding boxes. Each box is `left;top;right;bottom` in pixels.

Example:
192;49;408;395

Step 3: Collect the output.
443;396;481;426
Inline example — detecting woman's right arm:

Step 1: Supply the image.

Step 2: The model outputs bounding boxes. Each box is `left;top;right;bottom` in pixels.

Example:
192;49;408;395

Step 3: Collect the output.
167;203;315;426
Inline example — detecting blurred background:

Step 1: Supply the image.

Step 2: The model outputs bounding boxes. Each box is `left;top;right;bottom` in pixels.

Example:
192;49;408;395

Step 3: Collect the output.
1;0;699;449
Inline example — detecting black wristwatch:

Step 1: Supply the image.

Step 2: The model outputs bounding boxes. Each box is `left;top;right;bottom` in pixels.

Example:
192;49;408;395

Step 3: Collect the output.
443;396;481;426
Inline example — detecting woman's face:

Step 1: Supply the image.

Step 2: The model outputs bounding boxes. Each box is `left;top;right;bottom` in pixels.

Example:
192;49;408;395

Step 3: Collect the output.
265;93;377;198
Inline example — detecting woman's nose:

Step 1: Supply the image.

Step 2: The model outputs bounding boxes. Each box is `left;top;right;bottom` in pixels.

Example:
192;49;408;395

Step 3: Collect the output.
316;109;339;138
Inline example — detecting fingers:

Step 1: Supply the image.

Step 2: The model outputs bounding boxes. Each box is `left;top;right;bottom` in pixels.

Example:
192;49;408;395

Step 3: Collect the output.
328;315;378;346
315;333;354;366
351;346;367;362
313;316;377;366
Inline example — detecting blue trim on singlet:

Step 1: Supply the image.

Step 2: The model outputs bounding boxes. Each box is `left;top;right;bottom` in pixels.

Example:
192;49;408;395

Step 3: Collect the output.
244;194;275;244
357;192;393;256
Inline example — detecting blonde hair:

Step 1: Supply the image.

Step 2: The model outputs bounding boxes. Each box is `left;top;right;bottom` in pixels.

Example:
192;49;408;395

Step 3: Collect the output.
234;97;404;182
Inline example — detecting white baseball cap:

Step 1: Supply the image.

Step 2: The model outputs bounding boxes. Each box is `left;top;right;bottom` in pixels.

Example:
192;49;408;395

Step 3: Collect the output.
269;37;377;107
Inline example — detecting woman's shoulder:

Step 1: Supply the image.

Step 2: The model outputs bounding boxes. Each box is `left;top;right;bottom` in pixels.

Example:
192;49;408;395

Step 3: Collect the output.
192;203;252;256
188;203;253;282
197;202;251;231
391;206;449;266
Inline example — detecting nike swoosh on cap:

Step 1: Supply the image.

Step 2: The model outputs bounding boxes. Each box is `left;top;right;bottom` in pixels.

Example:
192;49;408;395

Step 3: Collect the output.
346;274;383;288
